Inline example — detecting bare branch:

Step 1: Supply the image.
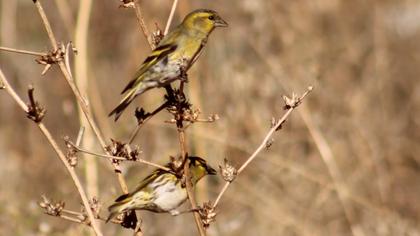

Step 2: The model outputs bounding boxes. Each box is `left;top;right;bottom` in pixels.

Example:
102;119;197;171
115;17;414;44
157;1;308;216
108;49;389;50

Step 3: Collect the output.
34;0;58;50
0;46;46;56
164;0;179;35
33;0;129;193
0;67;103;236
65;138;172;172
170;84;207;236
128;101;170;144
212;86;313;209
133;0;154;49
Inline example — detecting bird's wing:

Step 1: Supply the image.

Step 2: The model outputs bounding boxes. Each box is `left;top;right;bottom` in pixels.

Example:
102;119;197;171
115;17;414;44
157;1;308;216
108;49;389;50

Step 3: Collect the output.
120;43;178;94
131;168;171;194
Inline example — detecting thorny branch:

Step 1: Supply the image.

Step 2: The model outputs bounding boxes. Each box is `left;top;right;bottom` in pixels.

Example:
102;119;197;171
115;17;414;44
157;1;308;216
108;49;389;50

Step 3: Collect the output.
212;86;314;210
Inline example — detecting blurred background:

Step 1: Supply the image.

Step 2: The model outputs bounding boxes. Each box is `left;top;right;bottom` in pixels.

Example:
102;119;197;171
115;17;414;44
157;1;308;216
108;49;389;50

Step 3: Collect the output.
1;0;420;235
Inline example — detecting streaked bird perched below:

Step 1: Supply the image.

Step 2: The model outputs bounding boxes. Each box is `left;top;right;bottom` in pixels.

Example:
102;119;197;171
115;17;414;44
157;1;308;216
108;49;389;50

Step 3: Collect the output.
106;156;216;222
109;9;228;121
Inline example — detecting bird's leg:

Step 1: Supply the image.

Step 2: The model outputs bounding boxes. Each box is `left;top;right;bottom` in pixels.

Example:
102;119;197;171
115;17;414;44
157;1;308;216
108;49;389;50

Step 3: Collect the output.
164;85;176;102
179;58;189;83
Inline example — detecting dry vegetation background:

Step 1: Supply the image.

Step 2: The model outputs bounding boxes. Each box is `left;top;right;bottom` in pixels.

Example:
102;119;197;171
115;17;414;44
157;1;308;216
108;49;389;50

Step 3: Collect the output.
1;0;420;235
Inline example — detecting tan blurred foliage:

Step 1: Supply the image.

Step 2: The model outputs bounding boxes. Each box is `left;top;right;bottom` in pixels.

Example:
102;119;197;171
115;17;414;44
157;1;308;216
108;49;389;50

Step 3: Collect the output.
1;0;420;235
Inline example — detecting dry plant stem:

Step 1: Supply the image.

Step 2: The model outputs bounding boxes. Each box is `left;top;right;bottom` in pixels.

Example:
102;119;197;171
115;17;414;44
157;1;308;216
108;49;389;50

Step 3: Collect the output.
75;0;99;211
127;115;153;144
127;0;180;144
134;0;154;49
34;1;58;50
0;46;46;56
164;0;179;35
61;215;84;224
128;101;170;144
34;0;129;193
0;68;103;236
69;143;172;172
178;128;207;236
76;127;85;146
213;87;313;208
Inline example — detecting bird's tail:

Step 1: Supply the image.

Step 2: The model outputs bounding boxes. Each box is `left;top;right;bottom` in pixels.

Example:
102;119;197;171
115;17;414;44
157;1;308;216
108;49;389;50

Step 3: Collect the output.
106;194;133;223
108;89;138;121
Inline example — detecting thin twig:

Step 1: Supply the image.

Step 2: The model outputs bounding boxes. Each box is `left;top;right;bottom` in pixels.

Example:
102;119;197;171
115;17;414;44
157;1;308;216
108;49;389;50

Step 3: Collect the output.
34;1;58;51
60;215;84;224
67;141;172;172
174;83;207;235
178;129;207;236
0;46;46;56
33;0;129;194
128;101;170;144
62;208;84;217
75;127;85;146
213;86;313;208
75;0;100;205
0;67;103;236
164;0;178;35
133;0;154;49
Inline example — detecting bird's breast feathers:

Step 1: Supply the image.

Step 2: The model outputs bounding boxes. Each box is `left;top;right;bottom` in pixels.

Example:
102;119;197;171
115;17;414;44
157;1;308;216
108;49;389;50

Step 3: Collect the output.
152;180;187;211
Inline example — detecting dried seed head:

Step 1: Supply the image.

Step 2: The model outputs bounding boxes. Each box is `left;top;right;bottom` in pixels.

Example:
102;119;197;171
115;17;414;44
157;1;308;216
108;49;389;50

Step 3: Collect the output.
35;45;66;75
63;136;78;167
89;197;101;218
219;158;237;182
152;23;164;46
38;195;65;216
26;87;46;123
198;202;217;228
283;92;300;109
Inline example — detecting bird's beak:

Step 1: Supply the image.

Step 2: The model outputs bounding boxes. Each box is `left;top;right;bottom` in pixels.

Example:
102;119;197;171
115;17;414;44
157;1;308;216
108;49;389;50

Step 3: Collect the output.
207;165;217;175
215;17;228;27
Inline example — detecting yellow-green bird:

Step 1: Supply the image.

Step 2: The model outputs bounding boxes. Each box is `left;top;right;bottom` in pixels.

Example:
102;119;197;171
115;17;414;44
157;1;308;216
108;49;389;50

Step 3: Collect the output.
109;9;228;121
107;156;216;222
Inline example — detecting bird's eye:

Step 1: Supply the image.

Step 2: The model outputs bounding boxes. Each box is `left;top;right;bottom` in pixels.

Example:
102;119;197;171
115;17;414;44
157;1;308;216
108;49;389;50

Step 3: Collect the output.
208;15;215;21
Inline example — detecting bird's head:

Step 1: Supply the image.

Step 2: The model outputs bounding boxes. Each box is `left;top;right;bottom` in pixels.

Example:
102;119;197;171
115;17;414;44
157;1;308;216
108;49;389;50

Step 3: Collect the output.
188;156;217;183
182;9;228;34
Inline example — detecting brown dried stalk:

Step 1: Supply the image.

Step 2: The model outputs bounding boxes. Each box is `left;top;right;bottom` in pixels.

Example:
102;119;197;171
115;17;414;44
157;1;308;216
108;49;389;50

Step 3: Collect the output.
0;46;46;56
169;83;207;236
179;129;207;236
0;68;103;236
65;139;172;172
164;0;179;35
213;86;313;209
128;101;170;144
132;0;155;49
33;0;129;193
